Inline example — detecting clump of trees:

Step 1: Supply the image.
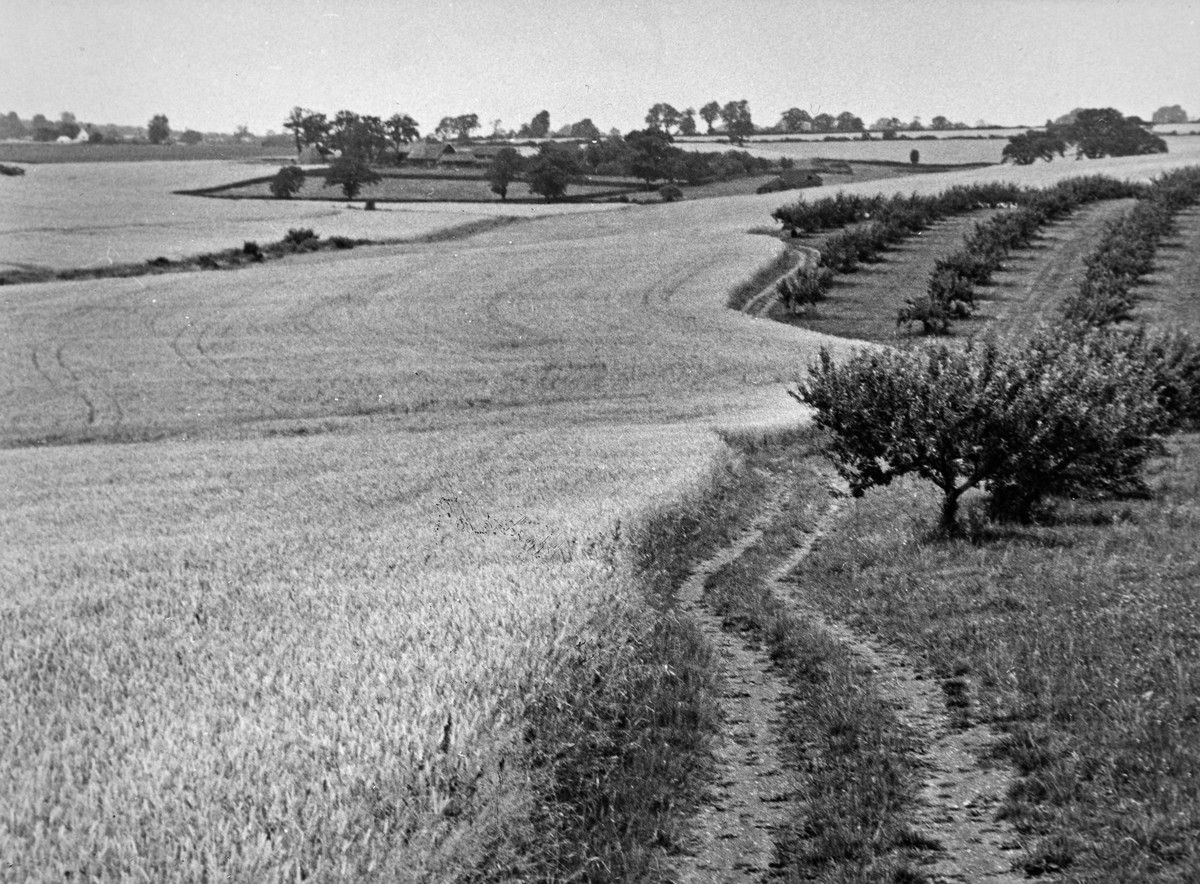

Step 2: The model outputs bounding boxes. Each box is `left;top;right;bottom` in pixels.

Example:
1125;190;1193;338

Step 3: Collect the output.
435;114;480;141
283;107;420;163
1151;105;1189;125
646;100;755;143
518;110;552;139
576;128;777;188
1003;108;1167;164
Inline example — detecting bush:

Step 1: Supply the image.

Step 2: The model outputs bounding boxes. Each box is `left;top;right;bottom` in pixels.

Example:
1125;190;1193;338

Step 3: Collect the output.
927;268;975;309
658;183;683;202
795;327;1166;531
935;250;1000;287
329;235;356;249
755;176;790;195
323;156;382;200
242;241;263;261
896;295;952;336
284;228;318;246
269;164;305;199
777;264;834;314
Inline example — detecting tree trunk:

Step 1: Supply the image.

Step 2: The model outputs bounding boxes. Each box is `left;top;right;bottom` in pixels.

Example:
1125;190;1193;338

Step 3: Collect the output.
940;489;962;534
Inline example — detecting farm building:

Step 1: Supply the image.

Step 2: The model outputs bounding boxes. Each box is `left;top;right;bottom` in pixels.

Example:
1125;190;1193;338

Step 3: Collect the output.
403;142;456;165
399;142;541;167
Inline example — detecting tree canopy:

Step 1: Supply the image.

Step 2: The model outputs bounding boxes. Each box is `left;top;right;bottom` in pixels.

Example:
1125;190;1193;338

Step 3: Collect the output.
719;100;754;145
488;148;524;201
1001;129;1068;164
323;156;382;199
779;108;812;132
436;114;480;141
626;127;677;187
1151;105;1189;125
147;114;170;145
518;110;551;139
526;145;578;201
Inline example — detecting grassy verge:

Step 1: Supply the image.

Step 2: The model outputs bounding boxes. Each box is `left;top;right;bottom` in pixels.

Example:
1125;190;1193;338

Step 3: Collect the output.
784;435;1200;881
483;444;772;881
726;246;804;311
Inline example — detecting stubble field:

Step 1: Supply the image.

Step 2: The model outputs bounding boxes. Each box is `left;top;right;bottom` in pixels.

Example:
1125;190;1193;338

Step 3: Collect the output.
4;146;1200;880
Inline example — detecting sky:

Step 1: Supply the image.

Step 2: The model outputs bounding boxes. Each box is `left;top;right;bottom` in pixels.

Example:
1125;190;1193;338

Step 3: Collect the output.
4;0;1199;136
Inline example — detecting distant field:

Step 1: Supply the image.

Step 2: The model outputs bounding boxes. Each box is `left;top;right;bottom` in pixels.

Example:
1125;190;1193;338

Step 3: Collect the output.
202;168;646;203
681;136;1008;165
0;160;620;271
682;133;1200;167
0;140;289;164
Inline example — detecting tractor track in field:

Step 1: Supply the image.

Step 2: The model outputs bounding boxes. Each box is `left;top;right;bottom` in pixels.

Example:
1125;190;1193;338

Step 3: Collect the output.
675;480;1026;883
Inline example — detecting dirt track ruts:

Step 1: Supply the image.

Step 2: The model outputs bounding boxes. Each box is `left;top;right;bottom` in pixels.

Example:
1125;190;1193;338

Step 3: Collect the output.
676;481;1027;882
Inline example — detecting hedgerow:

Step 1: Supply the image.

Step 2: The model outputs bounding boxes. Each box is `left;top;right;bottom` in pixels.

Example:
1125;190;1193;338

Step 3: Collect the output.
771;182;1024;237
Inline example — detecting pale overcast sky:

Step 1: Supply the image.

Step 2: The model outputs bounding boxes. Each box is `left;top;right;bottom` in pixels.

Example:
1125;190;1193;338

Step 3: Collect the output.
4;0;1198;135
